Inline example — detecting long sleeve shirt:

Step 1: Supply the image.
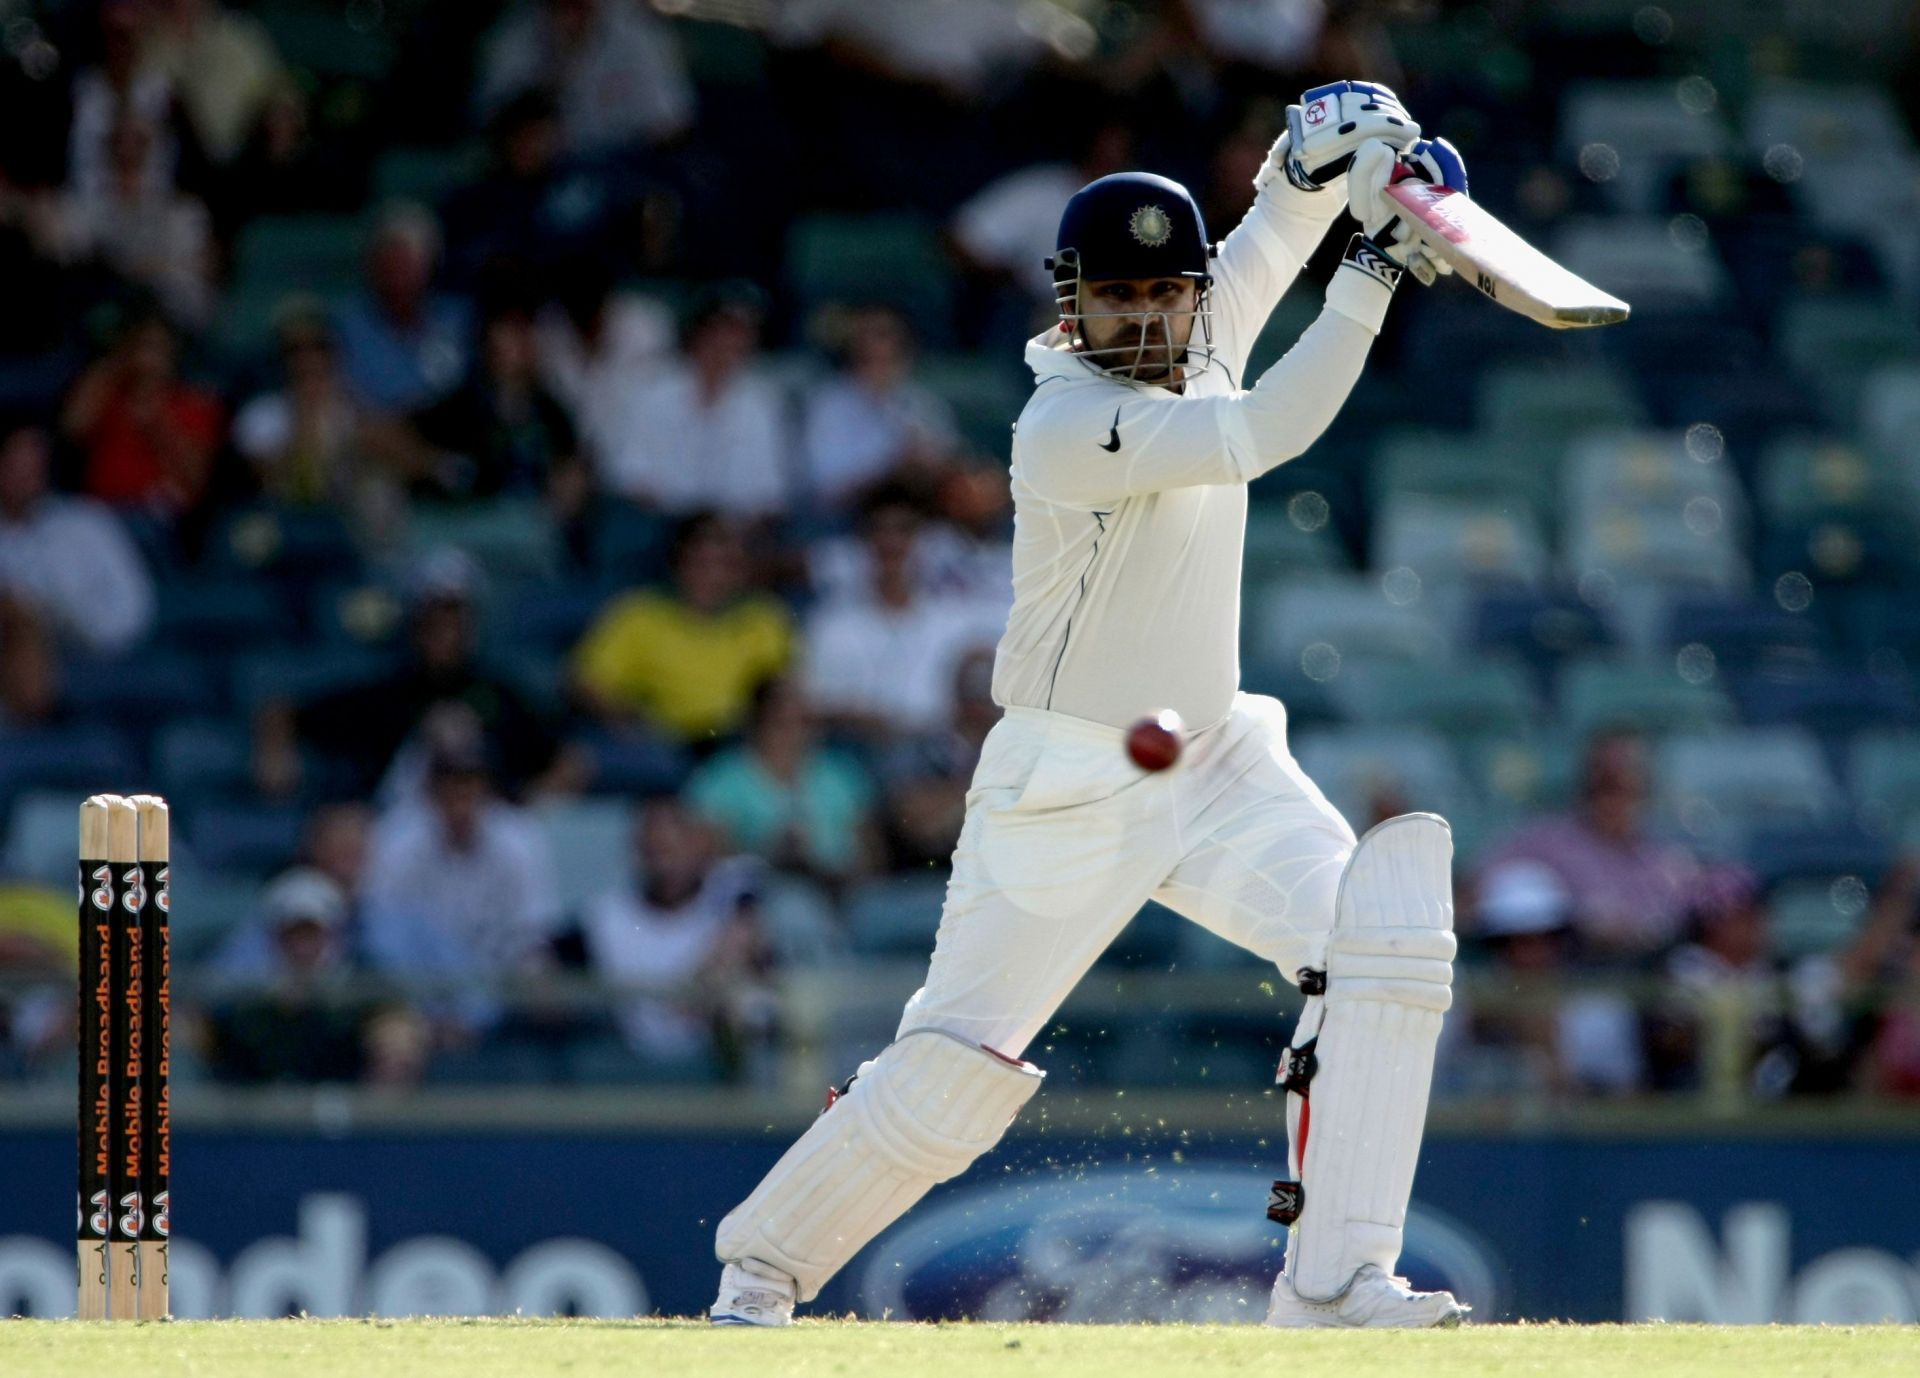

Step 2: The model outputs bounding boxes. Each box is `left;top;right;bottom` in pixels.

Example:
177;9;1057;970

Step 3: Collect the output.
992;172;1395;730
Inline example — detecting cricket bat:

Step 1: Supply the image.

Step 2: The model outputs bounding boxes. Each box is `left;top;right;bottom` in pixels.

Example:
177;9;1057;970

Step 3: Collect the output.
1385;179;1630;329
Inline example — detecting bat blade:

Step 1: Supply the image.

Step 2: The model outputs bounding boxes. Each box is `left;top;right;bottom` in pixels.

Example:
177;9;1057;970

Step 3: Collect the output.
1385;181;1630;329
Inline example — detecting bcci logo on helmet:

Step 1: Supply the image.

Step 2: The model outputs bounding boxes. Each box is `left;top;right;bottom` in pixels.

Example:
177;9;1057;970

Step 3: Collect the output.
860;1164;1506;1322
1128;204;1172;247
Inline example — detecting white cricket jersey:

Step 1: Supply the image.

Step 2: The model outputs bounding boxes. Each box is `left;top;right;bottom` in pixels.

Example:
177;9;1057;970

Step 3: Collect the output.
992;172;1398;731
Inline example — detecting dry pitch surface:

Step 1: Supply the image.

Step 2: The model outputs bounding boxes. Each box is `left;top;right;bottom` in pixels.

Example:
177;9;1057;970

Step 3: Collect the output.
2;1319;1917;1378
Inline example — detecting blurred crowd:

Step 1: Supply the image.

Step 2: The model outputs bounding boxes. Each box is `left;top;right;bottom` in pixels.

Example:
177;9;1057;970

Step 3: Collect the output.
2;0;1920;1104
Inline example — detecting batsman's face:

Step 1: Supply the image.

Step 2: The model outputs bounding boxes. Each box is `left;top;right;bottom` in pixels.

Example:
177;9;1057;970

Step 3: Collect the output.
1077;277;1198;384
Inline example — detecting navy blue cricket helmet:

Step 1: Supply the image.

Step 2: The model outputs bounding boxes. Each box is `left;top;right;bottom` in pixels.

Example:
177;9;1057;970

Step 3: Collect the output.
1047;171;1217;383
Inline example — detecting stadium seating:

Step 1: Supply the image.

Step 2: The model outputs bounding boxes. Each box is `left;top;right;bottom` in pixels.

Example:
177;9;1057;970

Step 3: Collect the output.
0;791;79;888
1373;498;1552;590
786;216;955;343
1558;82;1737;214
1551;218;1733;314
1733;668;1918;740
1371;429;1561;528
1329;658;1539;735
1850;730;1920;826
1242;503;1352;583
164;870;268;963
1468;590;1618;681
1249;575;1455;683
1656;727;1843;842
1775;295;1920;423
60;648;214;730
917;354;1028;457
1293;726;1477;826
1478;363;1646;441
1744;80;1914;163
531;797;635;918
1558;659;1737;739
409;498;562;582
1857;365;1920;471
184;800;310;877
1766;879;1870;961
154;718;257;812
373;145;486;206
846;874;949;957
1757;437;1902;521
12;0;1920;1111
1660;594;1827;673
254;0;397;81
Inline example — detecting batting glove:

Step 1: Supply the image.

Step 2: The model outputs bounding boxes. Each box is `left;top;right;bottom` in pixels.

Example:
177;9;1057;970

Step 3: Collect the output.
1346;135;1468;286
1259;80;1421;200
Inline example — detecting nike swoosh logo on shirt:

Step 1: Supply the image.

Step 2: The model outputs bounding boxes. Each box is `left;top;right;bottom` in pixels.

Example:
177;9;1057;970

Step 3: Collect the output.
1098;406;1122;452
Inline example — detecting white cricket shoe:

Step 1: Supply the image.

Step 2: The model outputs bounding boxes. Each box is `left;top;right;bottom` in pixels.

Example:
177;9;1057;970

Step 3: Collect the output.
709;1260;796;1327
1265;1264;1468;1329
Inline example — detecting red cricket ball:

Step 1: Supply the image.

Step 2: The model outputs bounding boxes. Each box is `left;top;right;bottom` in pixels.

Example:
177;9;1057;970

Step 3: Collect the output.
1125;710;1185;772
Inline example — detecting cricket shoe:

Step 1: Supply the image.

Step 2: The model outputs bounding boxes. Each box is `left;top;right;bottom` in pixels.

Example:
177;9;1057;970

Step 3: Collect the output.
1265;1263;1468;1329
709;1260;796;1327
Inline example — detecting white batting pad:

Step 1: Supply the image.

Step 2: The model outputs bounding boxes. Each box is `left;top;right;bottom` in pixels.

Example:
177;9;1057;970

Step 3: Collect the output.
1287;812;1456;1301
715;1029;1044;1301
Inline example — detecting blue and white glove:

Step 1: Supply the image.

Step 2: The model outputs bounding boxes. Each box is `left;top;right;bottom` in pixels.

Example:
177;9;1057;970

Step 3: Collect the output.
1258;80;1421;198
1346;135;1468;287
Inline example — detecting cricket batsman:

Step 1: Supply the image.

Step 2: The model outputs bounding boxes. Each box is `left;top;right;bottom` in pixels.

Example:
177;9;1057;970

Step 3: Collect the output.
712;81;1470;1329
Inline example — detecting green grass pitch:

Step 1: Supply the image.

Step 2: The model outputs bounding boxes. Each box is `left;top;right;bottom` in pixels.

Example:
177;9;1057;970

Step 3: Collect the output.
1;1319;1916;1378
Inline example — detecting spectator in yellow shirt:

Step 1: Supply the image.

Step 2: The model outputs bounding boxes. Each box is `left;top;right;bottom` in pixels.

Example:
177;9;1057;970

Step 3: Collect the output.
572;511;792;742
0;879;77;1075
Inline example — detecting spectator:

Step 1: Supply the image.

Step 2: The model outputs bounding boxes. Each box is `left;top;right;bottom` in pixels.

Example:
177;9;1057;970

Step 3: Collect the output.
1477;731;1702;960
1657;865;1854;1097
334;203;472;413
600;283;789;519
1466;859;1644;1096
1667;866;1777;992
800;305;958;513
146;0;286;167
578;798;774;1074
778;0;1052;94
807;472;1015;611
253;549;575;801
1175;0;1402;92
1179;0;1331;78
775;0;1055;211
361;732;564;990
441;91;600;291
68;0;184;202
877;647;1000;870
1198;104;1284;260
220;82;340;220
1868;950;1920;1096
535;258;672;473
60;311;223;517
950;118;1135;335
477;0;694;158
686;675;879;888
407;295;586;511
231;301;401;539
1829;858;1920;1096
203;867;426;1086
802;487;1007;740
572;512;792;743
304;801;376;928
0;876;76;1078
54;110;214;328
0;174;71;359
928;461;1016;609
0;424;154;721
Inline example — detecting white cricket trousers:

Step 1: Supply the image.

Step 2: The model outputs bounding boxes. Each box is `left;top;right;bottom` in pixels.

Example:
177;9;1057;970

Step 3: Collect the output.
897;693;1358;1059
